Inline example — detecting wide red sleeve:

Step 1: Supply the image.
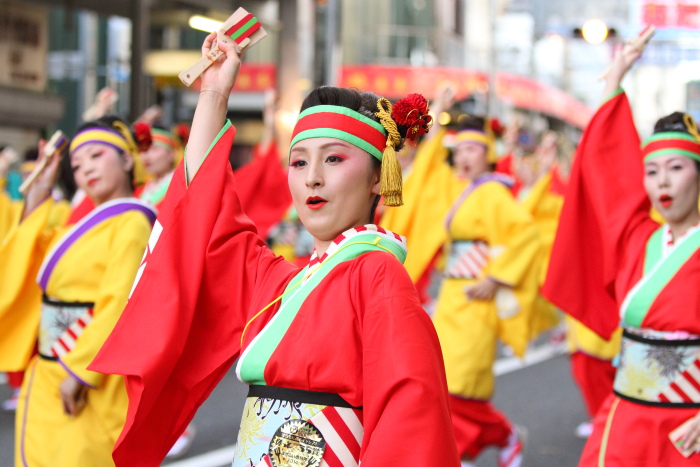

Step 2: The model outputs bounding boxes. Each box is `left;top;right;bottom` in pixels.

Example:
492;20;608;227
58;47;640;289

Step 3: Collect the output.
90;122;297;466
542;91;658;338
234;141;292;238
359;255;460;466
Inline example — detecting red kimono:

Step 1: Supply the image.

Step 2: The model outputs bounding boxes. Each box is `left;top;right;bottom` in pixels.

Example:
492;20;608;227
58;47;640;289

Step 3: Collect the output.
91;122;459;466
544;90;700;466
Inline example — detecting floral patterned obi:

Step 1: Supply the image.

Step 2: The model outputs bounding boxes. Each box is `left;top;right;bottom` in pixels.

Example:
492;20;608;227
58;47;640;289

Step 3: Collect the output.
614;327;700;407
39;296;94;360
233;385;363;467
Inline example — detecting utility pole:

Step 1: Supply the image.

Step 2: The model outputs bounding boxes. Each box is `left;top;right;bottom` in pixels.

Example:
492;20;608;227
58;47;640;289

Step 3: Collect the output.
276;0;316;150
129;0;150;121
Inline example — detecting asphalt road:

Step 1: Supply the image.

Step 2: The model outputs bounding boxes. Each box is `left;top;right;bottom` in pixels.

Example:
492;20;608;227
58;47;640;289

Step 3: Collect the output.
0;348;590;467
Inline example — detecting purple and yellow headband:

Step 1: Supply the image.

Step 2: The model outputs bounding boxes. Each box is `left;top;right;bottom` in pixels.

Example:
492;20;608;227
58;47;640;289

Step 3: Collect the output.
69;128;131;155
69;120;140;158
455;129;497;163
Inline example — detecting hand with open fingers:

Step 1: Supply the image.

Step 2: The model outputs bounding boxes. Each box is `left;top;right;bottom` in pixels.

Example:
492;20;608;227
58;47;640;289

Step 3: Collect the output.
199;31;248;99
604;43;642;94
59;374;89;418
432;84;456;117
465;277;498;301
680;411;700;455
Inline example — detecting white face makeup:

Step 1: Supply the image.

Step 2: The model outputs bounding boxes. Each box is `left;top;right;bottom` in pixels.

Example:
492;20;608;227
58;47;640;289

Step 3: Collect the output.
453;141;490;180
288;137;380;246
70;142;133;205
644;153;700;228
141;144;175;179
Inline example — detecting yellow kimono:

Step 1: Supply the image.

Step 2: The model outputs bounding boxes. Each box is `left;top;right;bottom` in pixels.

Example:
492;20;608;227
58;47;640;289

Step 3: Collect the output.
0;197;154;466
0;189;20;242
432;177;542;400
381;131;465;281
565;316;621;360
519;172;564;337
521;173;622;358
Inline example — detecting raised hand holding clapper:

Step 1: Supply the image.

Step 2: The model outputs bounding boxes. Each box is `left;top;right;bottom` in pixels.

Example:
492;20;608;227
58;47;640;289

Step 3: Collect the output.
19;131;68;195
598;25;656;81
179;8;267;87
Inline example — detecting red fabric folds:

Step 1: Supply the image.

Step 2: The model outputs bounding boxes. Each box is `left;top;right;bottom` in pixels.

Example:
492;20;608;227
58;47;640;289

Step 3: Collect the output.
234;141;292;238
448;395;511;459
66;196;96;225
542;92;657;339
570;351;616;418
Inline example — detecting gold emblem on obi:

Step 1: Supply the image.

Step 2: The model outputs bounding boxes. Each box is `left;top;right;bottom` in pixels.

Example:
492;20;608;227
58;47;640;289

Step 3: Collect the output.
269;419;326;467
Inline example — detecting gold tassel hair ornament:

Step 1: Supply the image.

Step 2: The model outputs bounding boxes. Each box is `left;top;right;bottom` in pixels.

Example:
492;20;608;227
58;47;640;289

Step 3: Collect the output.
375;98;404;207
683;113;700;142
111;120;141;156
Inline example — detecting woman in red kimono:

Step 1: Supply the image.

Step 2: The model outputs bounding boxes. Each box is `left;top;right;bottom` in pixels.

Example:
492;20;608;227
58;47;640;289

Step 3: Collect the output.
91;32;459;466
543;45;700;465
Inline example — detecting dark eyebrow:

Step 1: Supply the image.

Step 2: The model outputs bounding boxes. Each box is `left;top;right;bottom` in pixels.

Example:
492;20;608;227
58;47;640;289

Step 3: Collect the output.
290;141;353;154
319;141;352;150
665;157;685;164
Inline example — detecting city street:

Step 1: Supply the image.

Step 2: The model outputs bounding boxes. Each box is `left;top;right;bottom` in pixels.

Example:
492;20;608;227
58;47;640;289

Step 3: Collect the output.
0;344;589;466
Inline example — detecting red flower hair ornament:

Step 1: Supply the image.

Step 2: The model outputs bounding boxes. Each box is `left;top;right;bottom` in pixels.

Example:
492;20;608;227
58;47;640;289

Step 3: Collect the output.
391;93;433;141
133;122;153;152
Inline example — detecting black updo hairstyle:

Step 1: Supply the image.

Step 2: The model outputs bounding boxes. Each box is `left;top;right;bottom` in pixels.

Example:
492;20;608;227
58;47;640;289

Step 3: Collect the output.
653;112;700;172
65;115;137;190
299;86;410;221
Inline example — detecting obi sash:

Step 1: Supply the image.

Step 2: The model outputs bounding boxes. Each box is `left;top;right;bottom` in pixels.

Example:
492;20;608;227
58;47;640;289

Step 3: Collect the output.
614;328;700;407
36;198;157;292
444;240;489;279
39;295;94;360
620;224;700;327
234;385;363;467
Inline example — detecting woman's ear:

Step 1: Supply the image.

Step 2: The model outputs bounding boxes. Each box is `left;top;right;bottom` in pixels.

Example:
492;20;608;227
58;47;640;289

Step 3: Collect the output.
122;153;135;172
370;164;382;196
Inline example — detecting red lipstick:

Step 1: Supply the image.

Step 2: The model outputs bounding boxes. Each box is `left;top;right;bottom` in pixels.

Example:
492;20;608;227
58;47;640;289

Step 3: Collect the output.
306;196;327;210
87;179;98;187
660;194;673;208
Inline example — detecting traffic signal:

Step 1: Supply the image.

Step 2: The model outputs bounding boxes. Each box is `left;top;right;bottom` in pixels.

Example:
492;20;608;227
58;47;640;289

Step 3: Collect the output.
572;19;617;44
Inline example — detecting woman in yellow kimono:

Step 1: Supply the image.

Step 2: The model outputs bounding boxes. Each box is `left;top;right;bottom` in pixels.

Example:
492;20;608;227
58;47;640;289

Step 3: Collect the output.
0;116;156;466
0;145;21;240
431;116;542;467
516;146;623;438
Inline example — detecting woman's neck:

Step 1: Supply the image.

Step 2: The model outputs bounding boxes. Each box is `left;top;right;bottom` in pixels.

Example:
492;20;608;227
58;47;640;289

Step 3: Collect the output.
668;210;700;241
151;170;173;184
92;184;133;206
465;169;491;182
313;238;332;258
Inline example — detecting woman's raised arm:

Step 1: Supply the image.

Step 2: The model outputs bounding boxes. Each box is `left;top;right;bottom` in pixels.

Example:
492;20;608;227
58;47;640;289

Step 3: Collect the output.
601;43;642;102
186;32;246;183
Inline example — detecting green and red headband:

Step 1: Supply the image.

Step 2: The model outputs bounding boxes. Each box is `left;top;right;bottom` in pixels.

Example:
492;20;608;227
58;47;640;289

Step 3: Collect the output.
288;95;432;207
642;132;700;163
290;105;388;160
